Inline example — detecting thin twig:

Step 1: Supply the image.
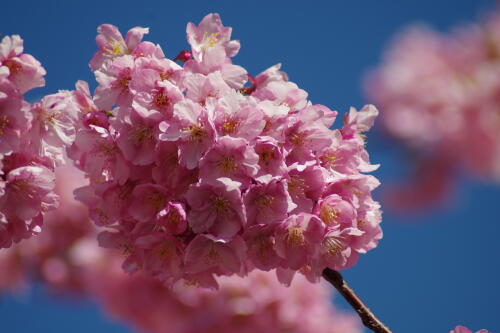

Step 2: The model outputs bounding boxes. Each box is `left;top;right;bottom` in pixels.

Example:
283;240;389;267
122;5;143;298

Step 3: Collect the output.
322;268;392;333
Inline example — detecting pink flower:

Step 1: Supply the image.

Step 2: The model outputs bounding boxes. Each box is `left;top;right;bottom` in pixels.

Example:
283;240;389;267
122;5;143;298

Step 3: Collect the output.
287;162;326;214
155;202;187;235
186;13;240;61
1;165;57;221
284;105;337;164
254;136;288;180
159;99;216;169
70;125;130;184
0;35;46;93
254;80;308;112
129;183;171;222
115;108;161;165
274;213;325;270
0;165;58;248
198;136;259;188
90;24;149;71
151;141;198;196
0;79;27;154
184;234;246;276
135;232;184;281
183;71;231;104
314;194;356;227
243;224;281;271
94;55;135;109
185;177;245;239
30;91;79;163
213;90;265;140
319;227;362;271
244;179;296;225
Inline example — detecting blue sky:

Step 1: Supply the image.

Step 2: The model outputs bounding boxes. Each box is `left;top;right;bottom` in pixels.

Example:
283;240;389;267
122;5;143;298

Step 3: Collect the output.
1;1;499;332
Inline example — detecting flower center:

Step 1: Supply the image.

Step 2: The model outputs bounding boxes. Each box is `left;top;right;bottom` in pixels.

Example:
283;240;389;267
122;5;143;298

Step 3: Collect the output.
320;205;339;226
256;235;272;257
204;244;219;265
221;118;240;135
131;126;153;144
255;194;274;209
323;237;344;257
154;241;174;258
212;196;229;214
0;115;10;135
154;89;170;108
320;149;342;168
186;125;205;142
287;226;305;247
217;156;237;175
3;59;22;75
202;32;221;49
288;175;307;197
147;192;165;210
106;39;126;57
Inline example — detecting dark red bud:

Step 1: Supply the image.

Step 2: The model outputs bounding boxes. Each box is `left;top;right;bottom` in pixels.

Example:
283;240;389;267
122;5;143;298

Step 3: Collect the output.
174;50;192;62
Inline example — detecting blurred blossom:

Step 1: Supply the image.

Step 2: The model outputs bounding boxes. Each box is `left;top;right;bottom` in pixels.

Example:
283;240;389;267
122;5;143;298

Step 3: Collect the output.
450;326;489;333
365;9;500;210
0;164;362;333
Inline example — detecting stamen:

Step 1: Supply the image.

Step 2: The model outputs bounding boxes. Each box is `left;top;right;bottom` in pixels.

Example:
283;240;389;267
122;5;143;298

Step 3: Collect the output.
212;196;229;214
320;205;339;226
0;115;10;135
204;244;219;265
217;156;237;175
287;226;305;247
323;237;344;257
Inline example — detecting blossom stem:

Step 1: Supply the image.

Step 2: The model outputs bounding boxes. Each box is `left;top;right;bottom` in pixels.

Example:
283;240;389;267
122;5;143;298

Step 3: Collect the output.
322;268;392;333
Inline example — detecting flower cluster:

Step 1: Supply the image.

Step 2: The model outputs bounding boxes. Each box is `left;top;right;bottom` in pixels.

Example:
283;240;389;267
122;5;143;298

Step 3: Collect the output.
0;164;362;333
0;35;78;248
365;10;500;209
69;13;382;287
0;162;93;292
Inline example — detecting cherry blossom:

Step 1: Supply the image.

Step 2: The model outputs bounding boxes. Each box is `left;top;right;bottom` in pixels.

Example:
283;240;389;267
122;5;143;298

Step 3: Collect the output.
67;13;382;287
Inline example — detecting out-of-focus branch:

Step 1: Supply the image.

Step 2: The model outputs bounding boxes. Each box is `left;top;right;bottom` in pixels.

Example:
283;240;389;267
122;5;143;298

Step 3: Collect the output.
322;268;392;333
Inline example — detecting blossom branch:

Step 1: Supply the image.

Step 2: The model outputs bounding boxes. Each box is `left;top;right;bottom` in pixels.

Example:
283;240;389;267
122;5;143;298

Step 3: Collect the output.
322;268;392;333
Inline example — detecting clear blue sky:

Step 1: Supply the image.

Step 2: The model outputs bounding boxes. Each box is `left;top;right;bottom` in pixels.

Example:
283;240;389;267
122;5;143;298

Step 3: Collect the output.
1;1;499;332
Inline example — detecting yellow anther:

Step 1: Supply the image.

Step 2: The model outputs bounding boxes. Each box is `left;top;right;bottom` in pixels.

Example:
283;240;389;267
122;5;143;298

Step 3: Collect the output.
0;115;10;135
319;205;339;226
323;237;344;257
202;31;221;49
289;132;304;146
106;39;126;56
185;125;205;142
288;175;307;196
221;118;240;135
255;194;274;209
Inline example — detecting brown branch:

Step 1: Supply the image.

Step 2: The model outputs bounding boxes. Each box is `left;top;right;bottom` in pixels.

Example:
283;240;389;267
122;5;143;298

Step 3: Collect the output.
322;268;392;333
